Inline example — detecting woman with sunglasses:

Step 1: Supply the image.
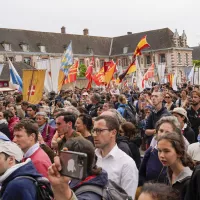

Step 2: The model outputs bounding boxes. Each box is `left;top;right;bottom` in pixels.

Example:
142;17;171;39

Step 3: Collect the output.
164;92;176;111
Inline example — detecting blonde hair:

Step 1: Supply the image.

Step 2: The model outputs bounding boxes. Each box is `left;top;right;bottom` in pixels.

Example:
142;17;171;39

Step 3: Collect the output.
118;95;127;104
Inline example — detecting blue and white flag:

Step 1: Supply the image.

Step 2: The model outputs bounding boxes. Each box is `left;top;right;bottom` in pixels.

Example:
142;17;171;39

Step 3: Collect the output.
9;59;23;91
60;41;73;76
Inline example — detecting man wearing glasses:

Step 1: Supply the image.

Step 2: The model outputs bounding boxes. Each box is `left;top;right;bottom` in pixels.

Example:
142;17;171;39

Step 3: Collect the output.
93;115;138;199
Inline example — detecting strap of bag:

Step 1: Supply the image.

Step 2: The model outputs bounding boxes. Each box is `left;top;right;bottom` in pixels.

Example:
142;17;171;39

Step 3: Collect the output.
75;184;104;197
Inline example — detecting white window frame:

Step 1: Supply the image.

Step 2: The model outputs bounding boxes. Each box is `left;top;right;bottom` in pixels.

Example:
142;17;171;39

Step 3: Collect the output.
22;44;29;52
4;43;11;51
39;46;46;53
123;47;128;54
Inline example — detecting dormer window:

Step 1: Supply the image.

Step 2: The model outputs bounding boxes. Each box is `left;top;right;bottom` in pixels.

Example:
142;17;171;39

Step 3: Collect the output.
21;44;29;52
40;45;46;53
123;46;128;54
3;43;11;51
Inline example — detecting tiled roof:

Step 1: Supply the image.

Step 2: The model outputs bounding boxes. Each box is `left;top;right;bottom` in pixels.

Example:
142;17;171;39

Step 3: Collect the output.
111;28;175;55
0;28;112;56
192;46;200;60
0;27;176;57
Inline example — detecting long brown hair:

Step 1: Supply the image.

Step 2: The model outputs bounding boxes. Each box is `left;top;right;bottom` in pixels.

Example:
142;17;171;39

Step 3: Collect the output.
157;131;194;170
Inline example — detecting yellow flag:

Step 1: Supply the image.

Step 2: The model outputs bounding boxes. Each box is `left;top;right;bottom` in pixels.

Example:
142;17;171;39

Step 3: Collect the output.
127;64;136;75
23;70;46;104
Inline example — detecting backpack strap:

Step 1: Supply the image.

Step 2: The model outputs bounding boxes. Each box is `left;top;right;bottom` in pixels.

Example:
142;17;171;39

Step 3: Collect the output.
75;184;104;197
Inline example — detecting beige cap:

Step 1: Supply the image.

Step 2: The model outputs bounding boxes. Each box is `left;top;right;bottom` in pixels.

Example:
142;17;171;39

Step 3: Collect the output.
172;107;188;121
0;141;23;162
82;92;89;96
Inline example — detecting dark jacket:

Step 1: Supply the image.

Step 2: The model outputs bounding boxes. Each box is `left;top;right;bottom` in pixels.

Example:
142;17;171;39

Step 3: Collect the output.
187;107;200;139
116;135;132;158
89;103;101;117
0;120;10;139
0;160;42;200
145;106;171;130
183;126;195;144
185;165;200;200
70;170;108;200
129;138;141;169
139;146;167;186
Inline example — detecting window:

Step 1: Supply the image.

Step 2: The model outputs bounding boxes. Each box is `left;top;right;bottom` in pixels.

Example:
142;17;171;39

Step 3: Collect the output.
24;58;31;65
22;44;29;52
146;55;151;65
122;58;128;67
100;60;104;67
6;57;14;62
3;43;11;51
178;53;181;63
141;58;144;64
123;47;128;54
86;60;89;67
186;53;188;64
79;59;84;65
160;54;166;63
88;48;93;55
96;60;99;68
39;46;46;53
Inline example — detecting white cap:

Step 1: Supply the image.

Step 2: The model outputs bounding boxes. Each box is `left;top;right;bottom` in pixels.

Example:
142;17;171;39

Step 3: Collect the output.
0;141;23;162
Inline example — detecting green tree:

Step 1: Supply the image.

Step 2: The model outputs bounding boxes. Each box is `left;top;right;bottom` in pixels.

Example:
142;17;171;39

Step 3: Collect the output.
193;60;200;67
78;64;87;77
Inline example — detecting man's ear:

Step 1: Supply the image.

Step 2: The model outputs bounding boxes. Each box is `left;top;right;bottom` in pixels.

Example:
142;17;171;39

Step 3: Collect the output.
111;129;117;137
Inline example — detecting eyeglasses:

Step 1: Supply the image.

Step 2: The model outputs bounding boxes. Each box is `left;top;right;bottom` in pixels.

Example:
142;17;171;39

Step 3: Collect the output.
92;128;110;135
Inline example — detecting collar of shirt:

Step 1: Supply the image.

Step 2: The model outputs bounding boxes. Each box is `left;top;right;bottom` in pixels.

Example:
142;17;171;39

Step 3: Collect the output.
171;167;192;185
24;142;40;158
95;144;118;159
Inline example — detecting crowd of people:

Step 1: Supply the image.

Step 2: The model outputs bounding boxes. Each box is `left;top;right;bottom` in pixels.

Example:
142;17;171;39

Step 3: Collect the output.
0;81;200;200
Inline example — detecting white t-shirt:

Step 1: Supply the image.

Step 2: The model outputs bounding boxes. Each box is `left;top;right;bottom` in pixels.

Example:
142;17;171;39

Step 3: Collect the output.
187;142;200;161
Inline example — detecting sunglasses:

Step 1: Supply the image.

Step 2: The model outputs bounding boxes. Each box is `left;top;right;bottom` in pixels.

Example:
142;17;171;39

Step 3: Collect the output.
165;96;171;99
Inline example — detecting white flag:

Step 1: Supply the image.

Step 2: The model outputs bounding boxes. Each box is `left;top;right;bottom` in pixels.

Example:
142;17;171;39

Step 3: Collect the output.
0;64;3;76
172;69;178;91
188;66;194;84
36;58;61;93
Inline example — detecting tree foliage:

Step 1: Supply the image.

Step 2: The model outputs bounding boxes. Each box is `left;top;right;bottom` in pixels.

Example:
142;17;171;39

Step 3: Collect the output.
193;60;200;67
78;64;87;77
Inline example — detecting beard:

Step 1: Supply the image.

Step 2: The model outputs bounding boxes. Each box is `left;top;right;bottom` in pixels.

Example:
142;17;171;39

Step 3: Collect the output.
191;101;199;106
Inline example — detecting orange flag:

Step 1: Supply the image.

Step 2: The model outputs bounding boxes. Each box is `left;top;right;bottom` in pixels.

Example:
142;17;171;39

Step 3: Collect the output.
64;61;79;84
119;35;150;81
104;61;116;84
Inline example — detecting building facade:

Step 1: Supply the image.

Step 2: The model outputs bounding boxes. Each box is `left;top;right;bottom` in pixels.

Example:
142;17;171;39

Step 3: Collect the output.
0;27;193;83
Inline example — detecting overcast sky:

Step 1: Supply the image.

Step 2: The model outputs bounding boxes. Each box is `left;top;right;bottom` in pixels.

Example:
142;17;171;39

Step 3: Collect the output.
0;0;199;46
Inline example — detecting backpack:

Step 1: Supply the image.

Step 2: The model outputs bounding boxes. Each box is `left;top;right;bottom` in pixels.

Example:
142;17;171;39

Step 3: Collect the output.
123;103;136;124
13;176;54;200
74;179;133;200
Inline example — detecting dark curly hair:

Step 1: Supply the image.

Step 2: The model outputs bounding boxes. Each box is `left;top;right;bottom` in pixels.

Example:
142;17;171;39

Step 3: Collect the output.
78;114;93;131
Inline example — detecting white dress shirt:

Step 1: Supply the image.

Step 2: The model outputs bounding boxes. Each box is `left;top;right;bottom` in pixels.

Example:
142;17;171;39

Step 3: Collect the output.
95;144;138;198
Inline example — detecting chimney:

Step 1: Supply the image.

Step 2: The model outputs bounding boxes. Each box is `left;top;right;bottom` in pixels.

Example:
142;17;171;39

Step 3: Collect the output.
83;28;89;36
61;26;66;34
127;32;132;35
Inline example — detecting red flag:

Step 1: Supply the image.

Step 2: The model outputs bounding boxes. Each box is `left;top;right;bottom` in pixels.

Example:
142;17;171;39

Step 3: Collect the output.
64;61;79;84
142;63;155;88
86;57;94;90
